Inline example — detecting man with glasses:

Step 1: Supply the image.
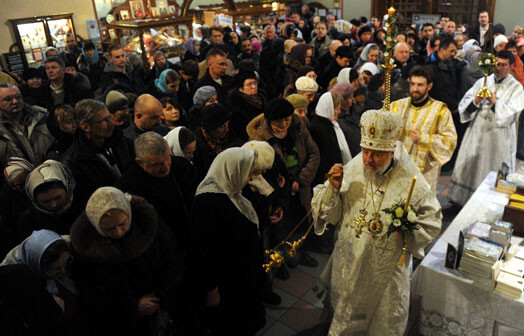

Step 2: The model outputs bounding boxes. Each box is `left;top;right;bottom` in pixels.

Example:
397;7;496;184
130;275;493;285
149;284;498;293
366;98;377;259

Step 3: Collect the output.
0;82;54;169
449;50;524;206
61;99;135;208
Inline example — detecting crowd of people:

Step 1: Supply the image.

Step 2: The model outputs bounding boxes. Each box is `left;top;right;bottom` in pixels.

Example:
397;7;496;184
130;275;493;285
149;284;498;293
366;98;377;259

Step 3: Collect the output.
0;6;523;336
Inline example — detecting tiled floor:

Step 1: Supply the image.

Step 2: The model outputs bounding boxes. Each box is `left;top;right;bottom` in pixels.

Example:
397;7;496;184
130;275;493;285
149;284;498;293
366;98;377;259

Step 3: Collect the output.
258;172;458;336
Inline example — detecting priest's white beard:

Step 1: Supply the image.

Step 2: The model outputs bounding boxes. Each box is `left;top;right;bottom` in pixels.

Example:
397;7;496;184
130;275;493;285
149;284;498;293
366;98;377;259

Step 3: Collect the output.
363;160;393;185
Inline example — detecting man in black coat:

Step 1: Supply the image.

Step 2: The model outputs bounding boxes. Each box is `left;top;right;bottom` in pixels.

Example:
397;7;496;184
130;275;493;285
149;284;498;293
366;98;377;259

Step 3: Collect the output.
115;132;196;248
59;33;82;70
319;46;352;89
42;57;93;110
177;59;199;112
467;10;492;51
426;38;465;113
123;94;169;141
193;48;232;104
100;44;146;94
318;40;342;73
61;99;135;210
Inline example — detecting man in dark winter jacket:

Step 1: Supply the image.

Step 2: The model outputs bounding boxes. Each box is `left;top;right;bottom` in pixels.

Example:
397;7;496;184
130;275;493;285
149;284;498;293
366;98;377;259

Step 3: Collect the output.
42;57;93;109
115;132;196;248
426;38;465;113
123;94;170;141
177;59;198;112
0;83;55;168
59;33;82;69
319;46;352;89
61;99;135;210
100;44;146;94
193;48;232;104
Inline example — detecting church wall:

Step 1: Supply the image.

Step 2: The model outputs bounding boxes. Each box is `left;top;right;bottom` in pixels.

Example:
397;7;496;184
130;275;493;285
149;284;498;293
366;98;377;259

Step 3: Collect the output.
493;0;522;35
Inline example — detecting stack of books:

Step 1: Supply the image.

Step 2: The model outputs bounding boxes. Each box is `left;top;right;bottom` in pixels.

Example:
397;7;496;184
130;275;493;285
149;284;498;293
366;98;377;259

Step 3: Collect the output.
492;256;524;299
459;237;503;278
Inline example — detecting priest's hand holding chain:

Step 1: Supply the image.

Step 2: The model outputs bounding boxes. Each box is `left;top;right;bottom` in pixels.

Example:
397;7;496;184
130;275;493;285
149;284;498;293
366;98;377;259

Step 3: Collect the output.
328;164;344;190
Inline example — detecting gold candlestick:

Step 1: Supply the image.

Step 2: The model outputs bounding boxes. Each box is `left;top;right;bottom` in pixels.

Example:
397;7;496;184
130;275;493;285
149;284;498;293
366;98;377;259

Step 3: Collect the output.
388;7;396;16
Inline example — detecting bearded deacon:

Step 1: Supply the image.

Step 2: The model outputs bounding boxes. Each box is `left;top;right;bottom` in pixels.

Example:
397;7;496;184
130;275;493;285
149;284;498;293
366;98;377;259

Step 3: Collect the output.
448;50;524;205
311;110;442;336
391;65;457;192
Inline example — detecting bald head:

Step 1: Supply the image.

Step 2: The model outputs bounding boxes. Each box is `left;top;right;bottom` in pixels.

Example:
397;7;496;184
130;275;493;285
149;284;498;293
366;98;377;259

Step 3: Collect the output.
330;40;343;56
394;42;410;64
134;94;163;130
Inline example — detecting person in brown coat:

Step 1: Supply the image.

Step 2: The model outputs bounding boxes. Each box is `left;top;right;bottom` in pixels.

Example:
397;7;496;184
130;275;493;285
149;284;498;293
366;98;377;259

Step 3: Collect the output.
246;98;320;267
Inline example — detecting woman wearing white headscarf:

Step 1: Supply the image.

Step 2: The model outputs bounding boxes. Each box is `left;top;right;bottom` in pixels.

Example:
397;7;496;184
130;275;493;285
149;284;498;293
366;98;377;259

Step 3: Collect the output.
355;43;381;70
308;92;352;187
17;160;78;242
189;147;266;335
69;187;185;336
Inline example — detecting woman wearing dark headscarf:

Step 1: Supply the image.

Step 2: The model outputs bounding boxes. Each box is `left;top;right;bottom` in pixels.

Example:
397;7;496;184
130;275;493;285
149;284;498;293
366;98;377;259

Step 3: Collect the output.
226;71;266;141
17;160;78;242
1;229;82;335
77;41;108;92
70;187;185;336
183;38;201;62
284;43;314;92
189;148;266;335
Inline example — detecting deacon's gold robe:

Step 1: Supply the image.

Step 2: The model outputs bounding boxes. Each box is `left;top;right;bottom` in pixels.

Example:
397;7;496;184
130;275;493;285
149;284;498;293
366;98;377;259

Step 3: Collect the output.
391;97;457;192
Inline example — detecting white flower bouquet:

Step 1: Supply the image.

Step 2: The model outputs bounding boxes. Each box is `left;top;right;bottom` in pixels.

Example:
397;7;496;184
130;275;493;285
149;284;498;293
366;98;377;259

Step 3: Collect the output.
383;201;420;238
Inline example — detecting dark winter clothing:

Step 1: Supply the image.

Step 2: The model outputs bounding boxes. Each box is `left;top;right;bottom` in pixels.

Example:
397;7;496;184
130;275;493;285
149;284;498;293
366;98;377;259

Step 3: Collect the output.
308;115;351;186
70;196;185;336
61;128;135;209
226;89;265;141
114;157;197;248
100;62;146;95
193;70;232;105
426;53;465;112
189;193;266;335
123;120;170;142
41;73;94;109
0;104;54;168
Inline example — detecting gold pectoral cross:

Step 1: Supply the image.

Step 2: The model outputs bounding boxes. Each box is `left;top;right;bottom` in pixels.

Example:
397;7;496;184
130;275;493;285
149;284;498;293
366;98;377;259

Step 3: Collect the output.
353;209;368;238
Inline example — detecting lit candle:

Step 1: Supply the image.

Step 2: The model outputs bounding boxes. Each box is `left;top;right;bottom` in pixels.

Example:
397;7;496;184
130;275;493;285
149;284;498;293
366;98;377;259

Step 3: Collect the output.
388;7;396;16
404;176;417;213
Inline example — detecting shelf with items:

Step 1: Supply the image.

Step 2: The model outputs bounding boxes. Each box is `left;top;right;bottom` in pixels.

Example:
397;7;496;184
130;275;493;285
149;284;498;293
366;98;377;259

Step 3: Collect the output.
9;13;77;69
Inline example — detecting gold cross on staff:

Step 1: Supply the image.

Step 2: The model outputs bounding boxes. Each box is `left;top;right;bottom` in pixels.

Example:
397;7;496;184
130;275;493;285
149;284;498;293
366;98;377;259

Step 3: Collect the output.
353;209;368;238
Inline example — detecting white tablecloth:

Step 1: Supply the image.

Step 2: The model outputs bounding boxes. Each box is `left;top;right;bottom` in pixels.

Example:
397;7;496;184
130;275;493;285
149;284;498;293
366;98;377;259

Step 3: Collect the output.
411;172;524;336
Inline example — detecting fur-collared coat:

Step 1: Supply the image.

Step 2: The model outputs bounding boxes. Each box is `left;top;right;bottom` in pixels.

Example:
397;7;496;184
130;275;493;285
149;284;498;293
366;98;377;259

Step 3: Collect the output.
246;113;320;212
70;196;185;336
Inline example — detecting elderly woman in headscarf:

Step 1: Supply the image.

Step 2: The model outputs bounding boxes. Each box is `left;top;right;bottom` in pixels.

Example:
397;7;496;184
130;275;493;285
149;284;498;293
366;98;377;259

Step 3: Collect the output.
1;229;82;333
189;147;266;335
17;160;77;243
460;39;483;94
355;43;381;71
69;187;185;336
2;230;79;317
330;82;360;155
183;37;201;62
308;92;352;187
187;85;218;131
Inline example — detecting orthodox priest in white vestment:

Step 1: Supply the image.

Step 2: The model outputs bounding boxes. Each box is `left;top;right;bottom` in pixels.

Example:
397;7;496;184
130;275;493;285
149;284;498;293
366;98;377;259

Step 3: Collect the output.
448;53;524;206
312;109;442;336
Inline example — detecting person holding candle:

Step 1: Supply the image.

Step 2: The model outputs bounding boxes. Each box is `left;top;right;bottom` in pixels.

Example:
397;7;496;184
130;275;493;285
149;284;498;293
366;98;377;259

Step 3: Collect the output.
311;109;441;335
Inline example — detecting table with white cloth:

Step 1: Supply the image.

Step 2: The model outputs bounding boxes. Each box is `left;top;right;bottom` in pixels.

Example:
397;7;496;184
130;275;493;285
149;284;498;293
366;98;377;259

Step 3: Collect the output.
411;172;524;336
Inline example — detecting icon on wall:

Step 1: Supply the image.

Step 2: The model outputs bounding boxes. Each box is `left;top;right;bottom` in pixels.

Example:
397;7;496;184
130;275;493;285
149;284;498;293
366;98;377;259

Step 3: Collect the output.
130;1;145;19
